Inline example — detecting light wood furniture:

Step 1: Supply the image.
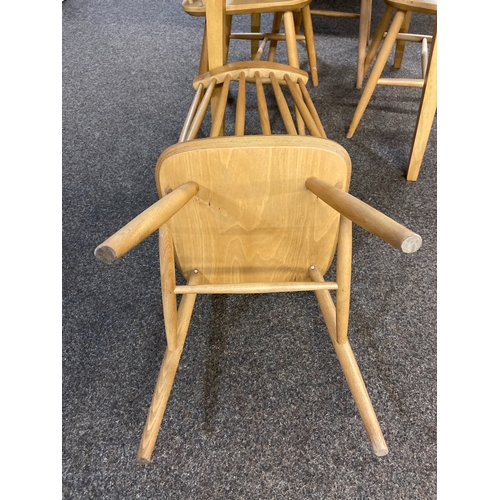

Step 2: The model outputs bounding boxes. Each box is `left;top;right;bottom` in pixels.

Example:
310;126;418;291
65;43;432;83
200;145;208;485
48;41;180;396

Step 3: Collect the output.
346;0;437;181
310;0;373;88
181;0;326;139
95;134;422;462
93;0;423;464
179;60;326;140
182;0;319;86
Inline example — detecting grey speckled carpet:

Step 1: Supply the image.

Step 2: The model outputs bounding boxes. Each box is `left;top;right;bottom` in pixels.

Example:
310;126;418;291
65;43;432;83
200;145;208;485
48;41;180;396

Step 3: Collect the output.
62;0;437;498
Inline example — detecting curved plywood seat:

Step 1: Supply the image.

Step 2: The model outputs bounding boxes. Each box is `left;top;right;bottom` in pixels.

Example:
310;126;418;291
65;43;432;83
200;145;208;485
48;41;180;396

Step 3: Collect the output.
155;135;351;284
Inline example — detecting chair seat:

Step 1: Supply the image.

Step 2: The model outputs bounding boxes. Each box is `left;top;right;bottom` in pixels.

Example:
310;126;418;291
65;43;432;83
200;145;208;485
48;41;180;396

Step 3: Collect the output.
386;0;437;15
155;135;351;283
183;0;312;16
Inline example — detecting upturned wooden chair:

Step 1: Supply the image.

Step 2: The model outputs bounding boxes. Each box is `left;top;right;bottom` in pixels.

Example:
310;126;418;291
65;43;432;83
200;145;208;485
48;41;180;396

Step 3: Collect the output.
346;0;437;181
94;134;422;462
183;0;319;85
94;0;422;464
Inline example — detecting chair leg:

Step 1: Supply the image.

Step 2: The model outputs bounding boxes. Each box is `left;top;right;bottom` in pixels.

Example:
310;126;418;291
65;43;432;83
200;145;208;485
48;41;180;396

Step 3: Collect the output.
334;216;352;344
136;271;202;464
250;13;261;59
301;5;318;86
283;10;300;68
225;14;232;64
356;0;372;88
199;23;209;75
393;11;412;68
363;6;394;75
159;224;179;351
268;11;283;62
365;0;373;43
283;10;305;133
347;9;406;138
406;27;437;181
310;268;388;457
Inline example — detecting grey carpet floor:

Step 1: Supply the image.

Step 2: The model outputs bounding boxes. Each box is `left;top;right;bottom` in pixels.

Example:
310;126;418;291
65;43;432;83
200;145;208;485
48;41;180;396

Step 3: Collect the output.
62;0;437;498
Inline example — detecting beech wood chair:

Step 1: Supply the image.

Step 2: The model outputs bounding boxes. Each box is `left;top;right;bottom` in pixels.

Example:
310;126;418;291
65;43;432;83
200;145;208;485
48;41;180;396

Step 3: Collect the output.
94;134;422;462
93;0;423;465
346;0;437;181
182;0;319;86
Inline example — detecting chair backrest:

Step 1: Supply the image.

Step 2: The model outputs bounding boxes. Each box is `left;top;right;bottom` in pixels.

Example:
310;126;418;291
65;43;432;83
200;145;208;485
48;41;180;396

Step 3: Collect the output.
155;135;351;284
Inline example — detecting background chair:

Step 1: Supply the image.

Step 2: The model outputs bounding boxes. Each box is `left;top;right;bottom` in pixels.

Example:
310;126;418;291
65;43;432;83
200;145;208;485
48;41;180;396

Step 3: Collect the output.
346;0;437;180
183;0;327;138
94;134;422;463
183;0;319;85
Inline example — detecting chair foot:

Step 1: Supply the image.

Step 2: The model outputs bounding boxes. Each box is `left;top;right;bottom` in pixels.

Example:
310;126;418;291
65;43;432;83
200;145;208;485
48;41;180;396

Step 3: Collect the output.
136;347;184;463
313;282;388;456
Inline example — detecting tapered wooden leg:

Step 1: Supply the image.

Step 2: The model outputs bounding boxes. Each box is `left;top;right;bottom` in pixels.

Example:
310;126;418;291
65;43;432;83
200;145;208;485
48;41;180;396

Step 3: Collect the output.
301;6;318;86
224;15;232;64
356;0;372;88
268;12;283;62
406;27;437;181
294;10;302;33
363;6;394;75
283;11;305;134
393;11;412;68
283;10;300;68
136;271;202;464
366;0;372;44
159;224;178;351
310;266;388;457
347;9;405;138
250;13;261;59
199;23;209;75
334;216;352;344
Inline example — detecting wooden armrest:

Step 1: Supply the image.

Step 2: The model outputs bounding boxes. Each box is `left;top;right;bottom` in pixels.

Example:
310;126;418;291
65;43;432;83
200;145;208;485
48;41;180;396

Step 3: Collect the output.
94;181;199;264
305;177;422;253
